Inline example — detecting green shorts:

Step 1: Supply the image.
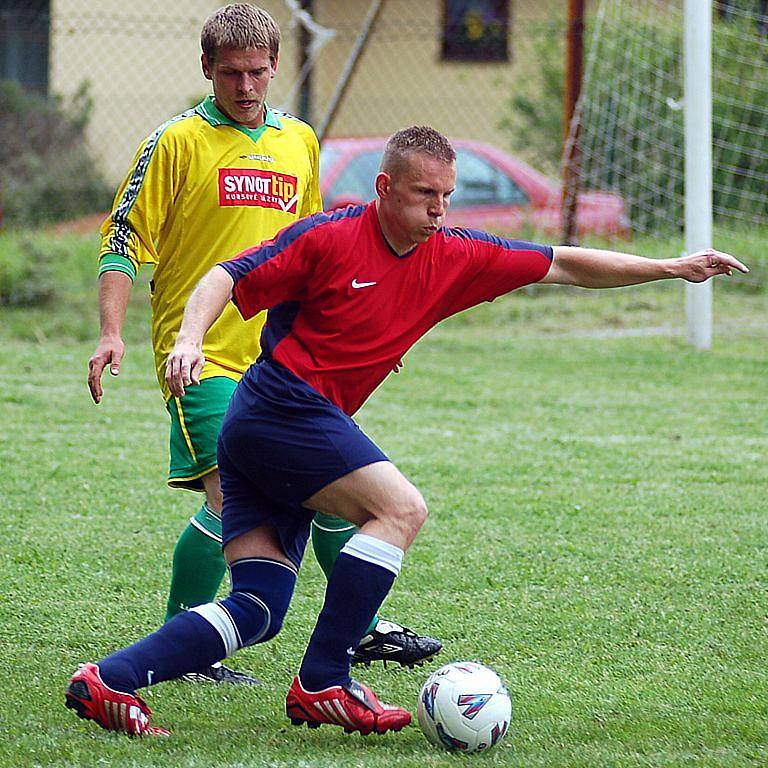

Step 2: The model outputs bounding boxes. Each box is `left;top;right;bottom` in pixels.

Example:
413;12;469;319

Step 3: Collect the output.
166;376;239;491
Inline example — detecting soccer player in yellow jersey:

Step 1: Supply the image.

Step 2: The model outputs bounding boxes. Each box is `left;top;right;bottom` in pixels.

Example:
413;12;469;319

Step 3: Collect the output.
86;4;440;684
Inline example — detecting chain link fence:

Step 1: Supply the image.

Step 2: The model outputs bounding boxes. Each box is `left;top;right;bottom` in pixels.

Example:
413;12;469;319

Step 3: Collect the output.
4;1;765;243
2;0;568;221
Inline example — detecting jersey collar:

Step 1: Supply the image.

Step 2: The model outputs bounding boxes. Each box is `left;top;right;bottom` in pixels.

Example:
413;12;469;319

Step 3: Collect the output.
370;201;419;259
195;95;282;141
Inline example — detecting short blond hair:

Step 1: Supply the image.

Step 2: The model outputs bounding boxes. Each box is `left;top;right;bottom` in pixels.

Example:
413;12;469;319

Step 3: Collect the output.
201;4;281;63
381;126;456;177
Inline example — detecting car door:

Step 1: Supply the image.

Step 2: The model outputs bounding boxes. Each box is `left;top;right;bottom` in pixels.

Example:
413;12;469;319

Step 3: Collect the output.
447;149;530;234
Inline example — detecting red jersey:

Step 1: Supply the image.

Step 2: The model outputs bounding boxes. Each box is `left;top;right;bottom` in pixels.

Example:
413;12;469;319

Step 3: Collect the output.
219;202;552;415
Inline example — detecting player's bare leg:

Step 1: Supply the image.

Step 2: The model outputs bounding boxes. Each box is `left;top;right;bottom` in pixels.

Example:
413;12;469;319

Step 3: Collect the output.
286;461;430;734
306;463;442;667
305;461;427;552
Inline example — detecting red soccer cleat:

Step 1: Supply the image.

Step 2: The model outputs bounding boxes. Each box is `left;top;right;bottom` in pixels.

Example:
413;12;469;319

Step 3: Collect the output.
286;676;411;735
65;663;170;737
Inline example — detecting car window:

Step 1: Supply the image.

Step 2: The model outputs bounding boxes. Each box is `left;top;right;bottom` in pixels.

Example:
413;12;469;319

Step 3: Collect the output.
452;149;528;208
319;146;342;180
327;150;382;203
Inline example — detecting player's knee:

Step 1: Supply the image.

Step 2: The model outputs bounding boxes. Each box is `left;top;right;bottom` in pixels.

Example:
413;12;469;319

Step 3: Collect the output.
384;491;428;542
192;558;297;655
259;606;286;643
405;493;429;531
202;479;223;513
226;590;288;645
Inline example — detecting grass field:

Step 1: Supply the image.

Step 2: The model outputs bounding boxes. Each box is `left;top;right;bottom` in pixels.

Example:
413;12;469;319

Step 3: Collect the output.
0;228;766;767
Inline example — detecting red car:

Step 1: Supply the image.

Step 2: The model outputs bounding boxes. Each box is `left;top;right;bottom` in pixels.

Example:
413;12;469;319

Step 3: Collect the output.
320;137;630;239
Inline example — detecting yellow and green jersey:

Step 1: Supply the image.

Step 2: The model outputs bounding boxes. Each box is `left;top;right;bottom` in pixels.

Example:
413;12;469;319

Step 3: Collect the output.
99;96;323;399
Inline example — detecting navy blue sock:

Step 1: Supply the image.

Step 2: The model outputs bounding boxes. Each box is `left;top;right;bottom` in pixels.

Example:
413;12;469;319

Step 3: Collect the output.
99;557;297;693
190;558;297;652
98;611;225;693
299;533;403;691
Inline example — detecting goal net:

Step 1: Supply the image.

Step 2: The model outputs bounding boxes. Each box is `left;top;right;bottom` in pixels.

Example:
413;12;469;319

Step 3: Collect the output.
570;0;768;240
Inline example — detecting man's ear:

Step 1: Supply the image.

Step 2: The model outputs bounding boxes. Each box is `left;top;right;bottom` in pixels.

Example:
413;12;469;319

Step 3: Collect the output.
375;172;391;199
270;53;279;78
201;53;213;81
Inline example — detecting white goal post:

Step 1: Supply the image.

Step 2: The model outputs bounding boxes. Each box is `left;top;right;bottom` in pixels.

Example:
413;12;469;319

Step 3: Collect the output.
684;0;713;349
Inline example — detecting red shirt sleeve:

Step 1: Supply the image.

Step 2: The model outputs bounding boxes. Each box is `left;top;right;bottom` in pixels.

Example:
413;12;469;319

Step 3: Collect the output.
218;215;322;320
438;228;553;318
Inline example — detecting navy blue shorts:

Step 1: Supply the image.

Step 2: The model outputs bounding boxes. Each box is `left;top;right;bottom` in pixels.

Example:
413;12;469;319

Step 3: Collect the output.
217;360;388;567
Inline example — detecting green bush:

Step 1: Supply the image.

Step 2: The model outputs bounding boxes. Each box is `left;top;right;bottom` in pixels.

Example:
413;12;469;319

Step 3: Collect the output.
0;233;57;306
711;17;768;223
0;226;153;343
498;30;564;176
0;80;112;228
580;21;684;232
0;225;100;306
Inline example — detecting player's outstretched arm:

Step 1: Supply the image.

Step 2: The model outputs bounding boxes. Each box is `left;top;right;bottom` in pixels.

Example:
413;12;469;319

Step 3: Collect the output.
540;246;748;288
166;266;235;398
88;271;133;404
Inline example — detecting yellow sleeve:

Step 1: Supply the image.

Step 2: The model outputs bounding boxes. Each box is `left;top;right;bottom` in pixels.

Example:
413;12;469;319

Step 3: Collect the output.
300;126;324;217
98;124;187;278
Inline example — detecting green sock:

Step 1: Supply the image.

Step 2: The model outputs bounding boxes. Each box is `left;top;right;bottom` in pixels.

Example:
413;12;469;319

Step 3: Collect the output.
311;512;379;635
164;503;226;622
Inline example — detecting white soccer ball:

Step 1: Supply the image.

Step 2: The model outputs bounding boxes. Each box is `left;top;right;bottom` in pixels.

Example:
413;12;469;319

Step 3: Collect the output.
417;661;512;753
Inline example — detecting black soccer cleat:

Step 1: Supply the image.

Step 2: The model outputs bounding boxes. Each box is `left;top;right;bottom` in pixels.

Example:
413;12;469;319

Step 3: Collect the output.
352;620;442;668
181;662;261;685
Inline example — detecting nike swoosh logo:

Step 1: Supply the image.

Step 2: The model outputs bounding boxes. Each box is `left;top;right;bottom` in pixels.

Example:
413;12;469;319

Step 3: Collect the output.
351;279;377;289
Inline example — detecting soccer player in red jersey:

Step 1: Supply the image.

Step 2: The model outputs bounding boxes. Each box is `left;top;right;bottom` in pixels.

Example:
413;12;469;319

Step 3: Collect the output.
66;126;747;737
86;3;438;686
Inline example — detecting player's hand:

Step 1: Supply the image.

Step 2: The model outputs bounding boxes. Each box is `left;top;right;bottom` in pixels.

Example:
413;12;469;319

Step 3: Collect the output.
88;335;125;404
166;342;205;398
392;359;404;373
676;249;749;283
